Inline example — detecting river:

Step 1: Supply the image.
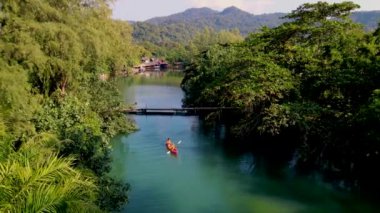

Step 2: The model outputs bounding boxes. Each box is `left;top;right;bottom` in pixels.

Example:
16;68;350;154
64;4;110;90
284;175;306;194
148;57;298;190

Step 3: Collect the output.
110;74;377;213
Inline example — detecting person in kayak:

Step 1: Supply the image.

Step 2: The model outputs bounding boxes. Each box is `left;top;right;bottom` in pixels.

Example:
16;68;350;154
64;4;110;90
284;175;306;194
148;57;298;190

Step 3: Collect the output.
165;138;176;151
165;138;171;145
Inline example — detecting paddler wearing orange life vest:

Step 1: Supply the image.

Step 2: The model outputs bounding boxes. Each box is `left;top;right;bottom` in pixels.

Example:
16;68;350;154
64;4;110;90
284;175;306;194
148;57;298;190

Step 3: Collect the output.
165;138;176;151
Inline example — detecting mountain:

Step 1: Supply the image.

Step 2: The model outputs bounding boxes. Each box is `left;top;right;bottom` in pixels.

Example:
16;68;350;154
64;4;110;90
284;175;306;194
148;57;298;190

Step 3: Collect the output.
145;7;286;35
221;6;246;15
132;7;380;47
146;7;218;24
351;11;380;30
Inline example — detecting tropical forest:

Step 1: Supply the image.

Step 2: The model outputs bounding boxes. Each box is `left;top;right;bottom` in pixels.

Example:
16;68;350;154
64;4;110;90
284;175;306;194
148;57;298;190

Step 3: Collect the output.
1;0;380;212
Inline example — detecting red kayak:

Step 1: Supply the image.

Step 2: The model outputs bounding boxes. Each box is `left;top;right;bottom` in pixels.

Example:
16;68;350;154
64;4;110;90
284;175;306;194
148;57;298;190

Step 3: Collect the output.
166;143;178;155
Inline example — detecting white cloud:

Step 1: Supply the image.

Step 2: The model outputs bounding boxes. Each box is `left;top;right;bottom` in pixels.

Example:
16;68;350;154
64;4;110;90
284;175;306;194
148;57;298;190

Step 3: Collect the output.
187;0;275;14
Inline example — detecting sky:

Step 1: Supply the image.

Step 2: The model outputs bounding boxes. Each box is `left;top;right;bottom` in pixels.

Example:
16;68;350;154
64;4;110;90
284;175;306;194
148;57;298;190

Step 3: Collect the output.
111;0;380;21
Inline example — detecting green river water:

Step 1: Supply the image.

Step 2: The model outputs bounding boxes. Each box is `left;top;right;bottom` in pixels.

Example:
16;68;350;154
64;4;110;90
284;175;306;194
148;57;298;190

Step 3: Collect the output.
110;75;377;213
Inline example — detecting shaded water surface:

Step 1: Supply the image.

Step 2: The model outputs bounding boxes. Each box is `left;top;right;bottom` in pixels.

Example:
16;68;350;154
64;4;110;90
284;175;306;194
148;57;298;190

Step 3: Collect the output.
110;76;377;213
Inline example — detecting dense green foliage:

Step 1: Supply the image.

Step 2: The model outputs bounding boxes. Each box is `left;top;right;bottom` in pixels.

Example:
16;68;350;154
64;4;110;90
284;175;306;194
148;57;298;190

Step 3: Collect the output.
134;26;243;63
182;1;380;196
0;0;140;211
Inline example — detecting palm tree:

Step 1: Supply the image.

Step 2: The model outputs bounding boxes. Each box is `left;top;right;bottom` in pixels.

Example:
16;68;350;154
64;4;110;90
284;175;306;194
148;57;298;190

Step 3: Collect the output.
0;133;101;212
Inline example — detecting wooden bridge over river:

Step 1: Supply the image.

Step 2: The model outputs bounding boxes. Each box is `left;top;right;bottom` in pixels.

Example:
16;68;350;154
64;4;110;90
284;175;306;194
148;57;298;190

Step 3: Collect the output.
121;107;235;116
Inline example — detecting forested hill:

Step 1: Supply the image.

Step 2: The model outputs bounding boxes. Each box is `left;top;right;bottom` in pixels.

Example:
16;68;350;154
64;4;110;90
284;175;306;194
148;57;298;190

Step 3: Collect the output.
145;6;286;35
146;6;380;32
132;6;380;45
